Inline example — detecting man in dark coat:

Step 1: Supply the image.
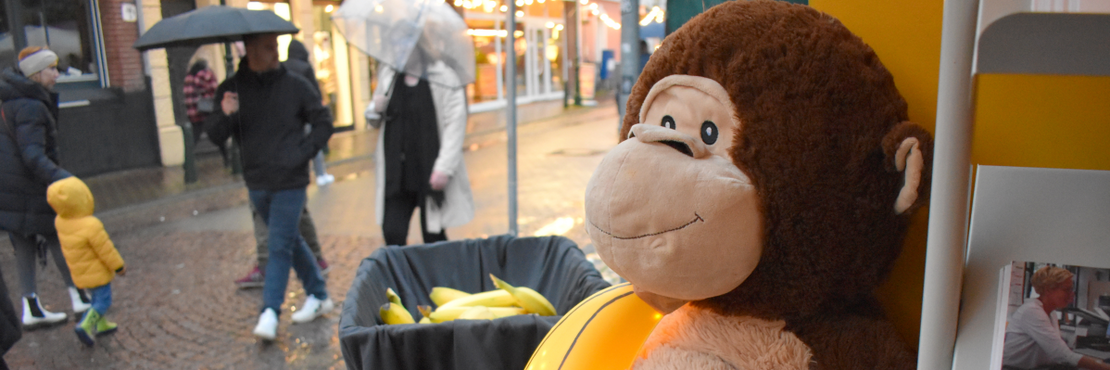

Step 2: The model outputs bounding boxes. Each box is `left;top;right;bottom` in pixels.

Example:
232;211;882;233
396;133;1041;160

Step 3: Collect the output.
0;47;90;329
284;39;321;96
232;38;333;290
206;33;334;340
285;38;334;186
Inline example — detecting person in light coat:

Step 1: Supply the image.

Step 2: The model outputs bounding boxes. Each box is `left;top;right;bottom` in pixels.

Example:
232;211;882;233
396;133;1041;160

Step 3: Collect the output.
365;59;474;246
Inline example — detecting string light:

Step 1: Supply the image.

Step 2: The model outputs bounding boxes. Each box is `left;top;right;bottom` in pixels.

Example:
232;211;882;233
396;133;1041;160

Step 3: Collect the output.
516;10;524;17
640;6;664;26
500;4;507;11
467;29;509;37
545;21;555;28
599;13;620;30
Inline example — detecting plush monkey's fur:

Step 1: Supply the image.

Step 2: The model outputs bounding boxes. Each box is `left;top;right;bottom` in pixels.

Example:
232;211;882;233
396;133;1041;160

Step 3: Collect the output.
622;1;933;368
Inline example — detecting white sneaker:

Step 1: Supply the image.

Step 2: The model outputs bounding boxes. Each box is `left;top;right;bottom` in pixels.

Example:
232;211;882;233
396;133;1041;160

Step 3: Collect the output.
22;295;67;327
253;308;278;340
69;287;91;314
315;174;335;186
291;295;334;323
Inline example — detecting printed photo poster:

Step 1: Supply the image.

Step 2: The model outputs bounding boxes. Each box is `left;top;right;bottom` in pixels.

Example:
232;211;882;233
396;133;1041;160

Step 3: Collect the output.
993;261;1110;369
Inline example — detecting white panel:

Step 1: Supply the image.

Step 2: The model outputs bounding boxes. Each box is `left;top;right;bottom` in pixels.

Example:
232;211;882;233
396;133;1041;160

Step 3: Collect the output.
952;165;1110;370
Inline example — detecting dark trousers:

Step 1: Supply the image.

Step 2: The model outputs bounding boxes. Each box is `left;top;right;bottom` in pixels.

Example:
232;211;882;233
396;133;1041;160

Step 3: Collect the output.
8;232;75;297
382;189;447;246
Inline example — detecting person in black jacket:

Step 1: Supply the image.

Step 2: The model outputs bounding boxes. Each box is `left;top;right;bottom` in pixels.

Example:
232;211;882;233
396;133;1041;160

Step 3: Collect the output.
1;265;20;370
231;39;333;289
206;33;334;340
284;39;334;186
0;47;91;330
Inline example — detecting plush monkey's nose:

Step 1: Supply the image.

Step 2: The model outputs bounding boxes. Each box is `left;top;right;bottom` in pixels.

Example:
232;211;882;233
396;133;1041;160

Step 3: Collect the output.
629;123;710;158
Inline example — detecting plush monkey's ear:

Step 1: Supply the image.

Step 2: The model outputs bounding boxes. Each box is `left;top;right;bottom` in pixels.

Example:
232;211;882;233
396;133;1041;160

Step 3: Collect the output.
882;122;934;215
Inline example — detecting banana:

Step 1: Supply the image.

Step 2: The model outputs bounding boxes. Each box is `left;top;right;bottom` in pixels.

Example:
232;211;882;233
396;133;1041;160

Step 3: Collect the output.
428;306;527;323
385;287;403;306
418;317;431;324
490;274;557;316
457;306;496;320
429;287;472;306
380;302;416;325
437;289;518;309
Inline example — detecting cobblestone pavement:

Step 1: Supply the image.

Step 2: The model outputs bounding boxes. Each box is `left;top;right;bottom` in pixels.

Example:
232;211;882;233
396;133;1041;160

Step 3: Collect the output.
1;102;622;369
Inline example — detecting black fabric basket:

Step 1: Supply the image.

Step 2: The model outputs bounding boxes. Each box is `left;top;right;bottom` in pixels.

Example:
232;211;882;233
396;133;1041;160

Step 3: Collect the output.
339;234;611;370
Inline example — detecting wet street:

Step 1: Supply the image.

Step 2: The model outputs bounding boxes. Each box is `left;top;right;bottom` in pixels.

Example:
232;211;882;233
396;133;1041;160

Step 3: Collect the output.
1;103;622;369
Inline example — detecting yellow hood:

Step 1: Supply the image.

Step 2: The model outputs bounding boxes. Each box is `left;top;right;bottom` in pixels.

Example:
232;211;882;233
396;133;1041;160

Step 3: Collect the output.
47;177;95;219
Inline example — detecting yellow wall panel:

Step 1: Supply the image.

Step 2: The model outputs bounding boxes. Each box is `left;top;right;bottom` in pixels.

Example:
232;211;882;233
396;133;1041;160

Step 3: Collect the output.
973;74;1110;171
810;0;945;349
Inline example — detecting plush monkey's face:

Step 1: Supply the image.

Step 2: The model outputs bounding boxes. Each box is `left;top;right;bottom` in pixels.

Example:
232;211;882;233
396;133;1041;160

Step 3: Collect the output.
586;75;762;310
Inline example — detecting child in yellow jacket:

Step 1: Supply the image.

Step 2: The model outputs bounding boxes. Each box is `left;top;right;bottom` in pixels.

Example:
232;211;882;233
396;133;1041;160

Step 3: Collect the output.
45;177;125;347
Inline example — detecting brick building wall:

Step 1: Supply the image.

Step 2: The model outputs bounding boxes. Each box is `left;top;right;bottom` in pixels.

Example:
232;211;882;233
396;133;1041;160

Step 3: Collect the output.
100;0;146;91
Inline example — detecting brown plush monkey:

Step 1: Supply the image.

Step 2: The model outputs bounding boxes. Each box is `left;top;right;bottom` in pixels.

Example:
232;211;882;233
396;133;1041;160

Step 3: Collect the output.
584;1;933;369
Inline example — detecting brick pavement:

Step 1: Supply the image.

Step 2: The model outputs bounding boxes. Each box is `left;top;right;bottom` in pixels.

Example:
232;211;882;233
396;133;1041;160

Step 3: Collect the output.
1;100;623;369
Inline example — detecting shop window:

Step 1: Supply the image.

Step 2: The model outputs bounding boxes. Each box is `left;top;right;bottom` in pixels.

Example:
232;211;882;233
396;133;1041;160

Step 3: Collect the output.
0;0;103;83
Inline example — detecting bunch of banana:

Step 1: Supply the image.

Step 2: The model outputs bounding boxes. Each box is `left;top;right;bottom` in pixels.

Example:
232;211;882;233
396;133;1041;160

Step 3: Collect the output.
379;276;558;325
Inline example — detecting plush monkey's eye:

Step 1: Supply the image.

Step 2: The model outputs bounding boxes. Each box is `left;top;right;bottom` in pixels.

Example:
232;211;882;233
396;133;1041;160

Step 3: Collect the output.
661;115;676;130
701;120;718;145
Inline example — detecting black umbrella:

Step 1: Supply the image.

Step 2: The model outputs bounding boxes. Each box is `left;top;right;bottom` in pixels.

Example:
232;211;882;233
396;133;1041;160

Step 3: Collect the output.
133;5;298;51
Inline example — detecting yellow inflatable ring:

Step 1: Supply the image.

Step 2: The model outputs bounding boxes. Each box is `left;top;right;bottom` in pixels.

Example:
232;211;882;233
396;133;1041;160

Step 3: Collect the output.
525;283;663;370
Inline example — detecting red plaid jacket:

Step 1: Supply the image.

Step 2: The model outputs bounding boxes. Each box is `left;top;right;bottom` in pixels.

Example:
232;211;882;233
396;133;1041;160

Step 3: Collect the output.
183;68;217;123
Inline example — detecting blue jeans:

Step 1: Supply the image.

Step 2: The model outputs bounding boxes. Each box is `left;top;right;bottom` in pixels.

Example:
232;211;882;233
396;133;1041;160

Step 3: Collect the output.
249;188;327;314
85;283;111;318
312;151;328;177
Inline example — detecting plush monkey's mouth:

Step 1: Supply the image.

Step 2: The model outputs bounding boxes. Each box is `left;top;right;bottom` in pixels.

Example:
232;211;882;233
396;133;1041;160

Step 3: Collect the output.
588;213;704;240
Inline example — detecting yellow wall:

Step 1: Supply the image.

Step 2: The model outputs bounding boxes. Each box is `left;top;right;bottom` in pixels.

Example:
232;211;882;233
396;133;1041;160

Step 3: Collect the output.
973;74;1110;171
809;0;945;349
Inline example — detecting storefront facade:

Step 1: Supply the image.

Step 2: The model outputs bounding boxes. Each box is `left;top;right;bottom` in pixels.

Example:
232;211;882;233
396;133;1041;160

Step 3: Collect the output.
1;0;167;176
0;0;625;176
459;0;567;112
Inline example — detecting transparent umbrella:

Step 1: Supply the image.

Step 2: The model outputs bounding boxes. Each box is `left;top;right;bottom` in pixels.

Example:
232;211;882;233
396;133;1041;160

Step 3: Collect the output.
332;0;475;88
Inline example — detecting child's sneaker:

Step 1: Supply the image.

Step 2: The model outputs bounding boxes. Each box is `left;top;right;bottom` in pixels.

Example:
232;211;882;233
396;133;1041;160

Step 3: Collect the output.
96;317;118;336
253;308;278;340
291;295;333;323
235;266;265;289
22;294;67;328
75;309;100;347
69;287;91;314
